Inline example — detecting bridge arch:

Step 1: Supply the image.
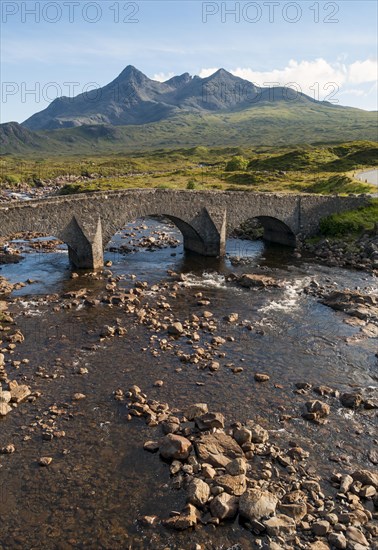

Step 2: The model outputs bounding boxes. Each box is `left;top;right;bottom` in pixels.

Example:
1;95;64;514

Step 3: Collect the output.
233;215;297;247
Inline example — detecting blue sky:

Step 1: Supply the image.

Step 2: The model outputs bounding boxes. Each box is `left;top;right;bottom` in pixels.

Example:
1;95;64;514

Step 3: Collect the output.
1;1;377;123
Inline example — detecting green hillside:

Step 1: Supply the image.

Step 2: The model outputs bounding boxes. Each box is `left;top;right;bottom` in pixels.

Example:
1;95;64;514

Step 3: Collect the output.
1;103;377;156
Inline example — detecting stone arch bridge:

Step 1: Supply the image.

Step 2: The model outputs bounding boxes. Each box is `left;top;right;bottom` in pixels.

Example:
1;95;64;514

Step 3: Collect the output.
0;189;367;269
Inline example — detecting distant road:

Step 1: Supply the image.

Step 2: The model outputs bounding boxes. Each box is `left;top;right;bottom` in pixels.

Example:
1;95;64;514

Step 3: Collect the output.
355;168;378;187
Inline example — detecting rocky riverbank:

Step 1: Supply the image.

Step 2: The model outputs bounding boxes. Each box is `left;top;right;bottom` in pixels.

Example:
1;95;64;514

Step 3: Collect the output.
302;228;378;274
122;386;378;549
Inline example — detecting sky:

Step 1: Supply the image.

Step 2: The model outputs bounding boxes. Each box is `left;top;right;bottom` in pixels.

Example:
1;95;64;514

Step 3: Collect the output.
1;0;377;123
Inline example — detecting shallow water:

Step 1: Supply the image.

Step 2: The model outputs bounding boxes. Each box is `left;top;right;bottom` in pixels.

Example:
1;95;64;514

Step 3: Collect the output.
0;219;377;549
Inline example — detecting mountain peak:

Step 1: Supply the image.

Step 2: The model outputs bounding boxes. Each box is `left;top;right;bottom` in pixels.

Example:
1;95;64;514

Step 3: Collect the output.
116;65;149;83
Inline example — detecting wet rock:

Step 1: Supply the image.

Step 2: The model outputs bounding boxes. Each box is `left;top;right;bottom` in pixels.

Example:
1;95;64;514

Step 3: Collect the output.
352;469;378;489
143;440;159;453
303;400;330;423
163;504;200;530
1;443;15;454
340;392;362;409
187;478;210;507
210;493;239;520
239;488;278;521
159;434;192;460
185;403;208;420
195;412;225;430
195;432;243;468
168;322;184;336
224;313;239;323
264;514;296;536
254;373;270;382
39;457;53;466
237;274;282;289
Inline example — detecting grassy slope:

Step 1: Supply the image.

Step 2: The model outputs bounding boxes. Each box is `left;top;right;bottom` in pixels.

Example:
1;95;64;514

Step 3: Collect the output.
319;198;378;236
1;141;377;196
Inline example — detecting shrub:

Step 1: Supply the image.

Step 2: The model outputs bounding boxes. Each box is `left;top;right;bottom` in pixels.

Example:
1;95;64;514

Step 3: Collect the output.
225;156;248;172
186;179;197;190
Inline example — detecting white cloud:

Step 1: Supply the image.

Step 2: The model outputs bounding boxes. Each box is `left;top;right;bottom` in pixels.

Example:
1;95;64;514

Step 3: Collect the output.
199;58;377;102
348;60;378;84
152;72;175;82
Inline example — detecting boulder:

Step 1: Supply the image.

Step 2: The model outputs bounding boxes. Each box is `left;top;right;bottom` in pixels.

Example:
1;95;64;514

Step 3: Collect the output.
216;474;247;496
210;493;239;520
159;434;192;460
195;432;243;468
187;478;210;507
185;403;208;420
264;514;296;536
239;488;278;521
352;469;378;489
195;412;225;430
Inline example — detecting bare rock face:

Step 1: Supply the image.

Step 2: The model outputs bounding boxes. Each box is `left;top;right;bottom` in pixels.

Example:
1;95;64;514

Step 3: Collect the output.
159;434;192;460
210;493;239;520
239;488;278;521
194;432;243;468
187;478;210;507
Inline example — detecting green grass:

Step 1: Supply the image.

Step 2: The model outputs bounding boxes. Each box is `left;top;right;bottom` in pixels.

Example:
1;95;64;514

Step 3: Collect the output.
319;199;378;237
0;141;376;197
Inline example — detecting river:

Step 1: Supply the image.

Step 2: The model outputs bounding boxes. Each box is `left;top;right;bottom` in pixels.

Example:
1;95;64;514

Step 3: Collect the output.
0;219;377;549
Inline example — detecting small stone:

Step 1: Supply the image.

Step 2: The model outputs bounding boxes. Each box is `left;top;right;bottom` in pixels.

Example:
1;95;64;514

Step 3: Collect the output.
1;444;15;454
72;393;86;400
39;457;53;466
216;474;247;496
168;322;184;336
143;440;159;453
254;373;270;382
340;392;362;409
153;380;164;387
225;457;247;476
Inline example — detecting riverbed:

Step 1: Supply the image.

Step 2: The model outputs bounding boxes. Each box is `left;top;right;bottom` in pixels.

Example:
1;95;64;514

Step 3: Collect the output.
0;219;377;549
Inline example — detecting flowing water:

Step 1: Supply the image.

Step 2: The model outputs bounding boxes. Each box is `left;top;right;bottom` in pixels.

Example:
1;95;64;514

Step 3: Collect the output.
0;219;377;550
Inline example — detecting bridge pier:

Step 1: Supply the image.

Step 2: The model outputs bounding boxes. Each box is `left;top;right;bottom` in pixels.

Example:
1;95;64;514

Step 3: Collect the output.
61;216;104;270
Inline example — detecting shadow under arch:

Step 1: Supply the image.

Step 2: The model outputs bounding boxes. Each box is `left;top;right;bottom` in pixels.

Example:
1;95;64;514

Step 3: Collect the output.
237;215;297;247
104;213;211;257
